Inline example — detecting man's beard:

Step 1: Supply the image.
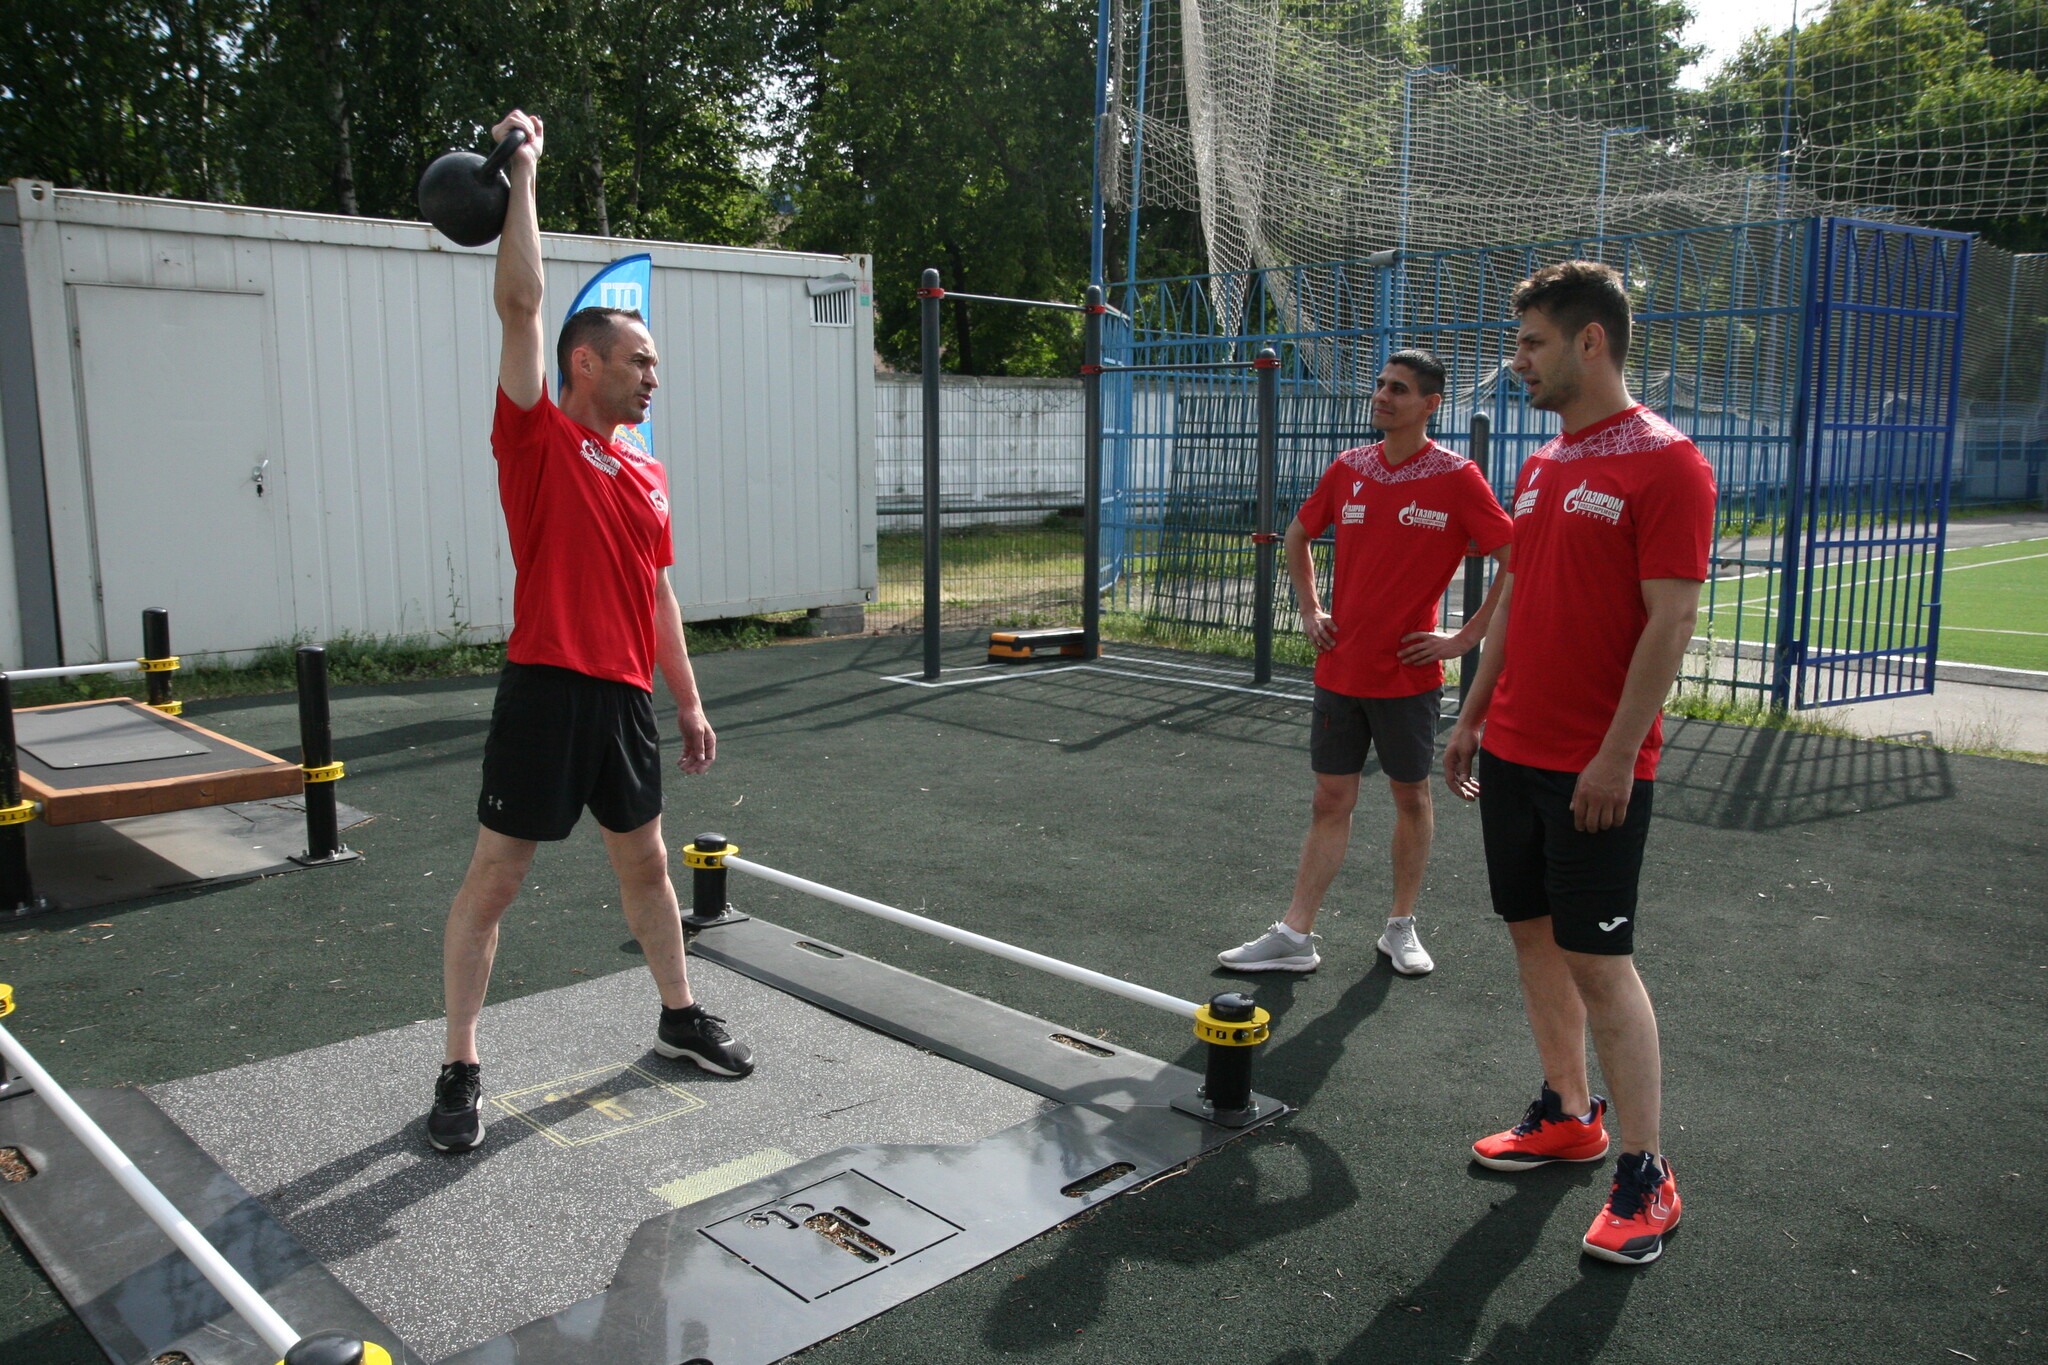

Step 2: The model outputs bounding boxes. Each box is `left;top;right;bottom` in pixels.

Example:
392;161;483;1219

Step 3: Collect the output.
1527;373;1577;413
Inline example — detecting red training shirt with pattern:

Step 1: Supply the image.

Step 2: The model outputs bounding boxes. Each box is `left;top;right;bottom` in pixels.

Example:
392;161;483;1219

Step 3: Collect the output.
1295;440;1514;698
492;386;674;692
1482;405;1717;781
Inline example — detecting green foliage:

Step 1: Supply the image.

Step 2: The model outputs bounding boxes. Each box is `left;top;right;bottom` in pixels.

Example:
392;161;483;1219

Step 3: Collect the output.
10;619;807;707
1417;0;1701;136
1694;0;2048;246
0;0;778;244
781;0;1097;375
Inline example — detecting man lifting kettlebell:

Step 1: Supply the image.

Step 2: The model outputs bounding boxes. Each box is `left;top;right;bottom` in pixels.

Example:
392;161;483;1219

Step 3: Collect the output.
424;109;755;1154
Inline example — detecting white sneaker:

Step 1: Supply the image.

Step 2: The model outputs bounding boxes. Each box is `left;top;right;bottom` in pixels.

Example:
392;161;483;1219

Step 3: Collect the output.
1217;923;1321;972
1376;916;1434;975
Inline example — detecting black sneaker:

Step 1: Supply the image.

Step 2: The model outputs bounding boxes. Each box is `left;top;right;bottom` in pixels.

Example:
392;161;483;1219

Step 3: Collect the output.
654;1005;754;1076
427;1061;485;1152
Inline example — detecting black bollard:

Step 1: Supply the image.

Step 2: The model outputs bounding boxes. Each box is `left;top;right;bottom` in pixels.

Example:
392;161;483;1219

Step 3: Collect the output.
283;1331;395;1365
290;646;359;866
680;833;748;930
140;608;180;715
1172;990;1271;1127
0;674;40;915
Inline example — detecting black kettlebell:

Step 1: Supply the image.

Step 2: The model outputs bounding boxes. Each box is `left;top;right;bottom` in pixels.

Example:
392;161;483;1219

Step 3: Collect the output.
417;127;529;247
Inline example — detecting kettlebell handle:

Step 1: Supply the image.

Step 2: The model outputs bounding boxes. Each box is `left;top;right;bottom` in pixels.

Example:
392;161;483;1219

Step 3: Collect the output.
479;127;528;181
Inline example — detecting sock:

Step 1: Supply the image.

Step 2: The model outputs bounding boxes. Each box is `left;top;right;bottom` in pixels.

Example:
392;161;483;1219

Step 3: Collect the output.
1387;915;1415;927
662;1002;705;1021
1276;923;1309;943
1578;1105;1599;1123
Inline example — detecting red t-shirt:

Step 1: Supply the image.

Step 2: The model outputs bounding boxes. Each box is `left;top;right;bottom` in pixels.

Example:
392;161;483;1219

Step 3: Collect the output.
1482;405;1717;781
1295;440;1514;698
493;387;674;691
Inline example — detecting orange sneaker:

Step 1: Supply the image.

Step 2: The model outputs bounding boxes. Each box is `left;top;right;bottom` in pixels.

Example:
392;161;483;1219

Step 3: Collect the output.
1582;1151;1682;1265
1471;1085;1610;1170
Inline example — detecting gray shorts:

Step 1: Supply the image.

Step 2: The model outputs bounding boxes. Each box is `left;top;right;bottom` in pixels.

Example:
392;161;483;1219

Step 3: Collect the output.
1309;686;1442;784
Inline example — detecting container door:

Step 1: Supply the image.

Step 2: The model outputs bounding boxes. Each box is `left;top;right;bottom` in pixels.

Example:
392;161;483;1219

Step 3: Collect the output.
73;285;287;660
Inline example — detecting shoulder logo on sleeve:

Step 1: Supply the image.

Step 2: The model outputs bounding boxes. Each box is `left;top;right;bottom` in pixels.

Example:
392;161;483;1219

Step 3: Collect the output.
1514;486;1541;517
1562;480;1625;524
1397;500;1450;531
649;488;669;514
579;439;621;477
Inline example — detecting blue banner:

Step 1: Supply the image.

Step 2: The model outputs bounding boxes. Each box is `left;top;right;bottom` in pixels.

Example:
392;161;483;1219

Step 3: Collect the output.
562;252;654;461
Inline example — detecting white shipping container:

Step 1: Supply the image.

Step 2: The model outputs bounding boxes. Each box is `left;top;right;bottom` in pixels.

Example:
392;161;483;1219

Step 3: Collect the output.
0;180;876;667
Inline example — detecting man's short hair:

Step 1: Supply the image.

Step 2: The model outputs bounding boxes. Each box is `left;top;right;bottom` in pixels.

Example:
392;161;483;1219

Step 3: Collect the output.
1511;261;1631;367
1385;348;1446;397
557;307;645;389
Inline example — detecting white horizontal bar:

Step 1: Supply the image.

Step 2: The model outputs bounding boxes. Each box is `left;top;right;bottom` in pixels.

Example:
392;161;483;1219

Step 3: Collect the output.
5;661;141;681
722;855;1201;1020
0;1022;302;1355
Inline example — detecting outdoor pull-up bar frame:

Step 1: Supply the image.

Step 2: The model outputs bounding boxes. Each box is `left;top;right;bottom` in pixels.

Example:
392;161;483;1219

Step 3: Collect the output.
916;269;1284;684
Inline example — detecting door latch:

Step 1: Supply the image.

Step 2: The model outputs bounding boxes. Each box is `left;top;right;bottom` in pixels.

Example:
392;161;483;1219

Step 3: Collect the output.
252;458;269;497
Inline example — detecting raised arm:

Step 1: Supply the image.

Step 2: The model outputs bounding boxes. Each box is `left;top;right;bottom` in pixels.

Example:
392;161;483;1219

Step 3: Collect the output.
492;110;547;409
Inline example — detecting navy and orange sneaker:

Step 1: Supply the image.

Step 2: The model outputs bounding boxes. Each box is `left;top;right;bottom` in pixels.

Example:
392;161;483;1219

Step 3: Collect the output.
1582;1151;1682;1265
1471;1084;1610;1170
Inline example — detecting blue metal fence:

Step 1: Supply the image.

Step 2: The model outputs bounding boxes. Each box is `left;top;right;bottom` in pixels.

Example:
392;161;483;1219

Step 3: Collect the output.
1777;220;1972;708
1100;217;1968;706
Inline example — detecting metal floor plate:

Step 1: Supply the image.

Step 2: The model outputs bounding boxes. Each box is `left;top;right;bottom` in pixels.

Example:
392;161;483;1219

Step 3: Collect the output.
144;955;1054;1362
3;919;1285;1365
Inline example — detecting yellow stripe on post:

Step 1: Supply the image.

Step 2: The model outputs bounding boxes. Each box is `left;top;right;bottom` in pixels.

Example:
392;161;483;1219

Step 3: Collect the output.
1192;1002;1271;1047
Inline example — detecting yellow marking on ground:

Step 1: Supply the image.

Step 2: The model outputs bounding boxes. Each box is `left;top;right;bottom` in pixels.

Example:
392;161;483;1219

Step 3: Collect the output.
649;1148;800;1209
490;1064;705;1148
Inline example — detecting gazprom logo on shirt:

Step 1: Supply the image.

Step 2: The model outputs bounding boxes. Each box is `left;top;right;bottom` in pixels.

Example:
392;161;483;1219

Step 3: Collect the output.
1514;487;1541;517
1562;480;1625;524
1341;503;1366;525
1397;500;1450;531
580;439;621;477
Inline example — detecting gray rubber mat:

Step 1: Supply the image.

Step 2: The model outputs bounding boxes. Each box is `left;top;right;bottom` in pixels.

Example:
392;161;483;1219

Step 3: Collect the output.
146;957;1055;1362
17;703;207;768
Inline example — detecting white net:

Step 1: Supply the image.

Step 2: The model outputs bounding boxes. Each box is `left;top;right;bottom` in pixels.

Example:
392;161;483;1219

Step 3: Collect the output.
1105;0;2048;274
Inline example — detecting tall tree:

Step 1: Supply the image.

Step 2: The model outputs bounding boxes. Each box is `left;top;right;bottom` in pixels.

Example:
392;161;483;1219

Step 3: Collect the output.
1694;0;2048;248
0;0;253;200
1418;0;1700;137
786;0;1096;374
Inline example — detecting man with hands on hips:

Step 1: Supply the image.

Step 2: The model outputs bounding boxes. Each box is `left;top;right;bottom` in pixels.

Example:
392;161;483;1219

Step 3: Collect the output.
1219;349;1511;978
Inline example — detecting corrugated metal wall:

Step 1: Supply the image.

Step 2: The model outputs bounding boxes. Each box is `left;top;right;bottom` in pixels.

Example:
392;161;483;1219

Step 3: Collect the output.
6;182;875;665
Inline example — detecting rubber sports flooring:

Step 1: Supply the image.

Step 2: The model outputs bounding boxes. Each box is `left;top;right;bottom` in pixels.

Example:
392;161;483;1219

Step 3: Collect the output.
1;632;2042;1364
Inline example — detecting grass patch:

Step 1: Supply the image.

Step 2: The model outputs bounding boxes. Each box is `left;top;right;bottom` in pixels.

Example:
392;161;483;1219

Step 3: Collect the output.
12;618;813;707
1099;611;1319;670
1662;677;1859;738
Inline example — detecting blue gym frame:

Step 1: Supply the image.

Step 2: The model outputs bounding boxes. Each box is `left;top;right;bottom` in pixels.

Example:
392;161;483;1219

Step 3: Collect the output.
1085;218;1971;710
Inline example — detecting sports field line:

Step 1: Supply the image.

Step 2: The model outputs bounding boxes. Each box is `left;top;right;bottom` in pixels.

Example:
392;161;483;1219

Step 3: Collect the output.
1722;548;2048;612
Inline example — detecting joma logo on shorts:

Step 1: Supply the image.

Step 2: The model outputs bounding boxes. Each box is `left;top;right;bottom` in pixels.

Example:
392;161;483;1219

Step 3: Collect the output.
1397;500;1450;531
1563;480;1625;524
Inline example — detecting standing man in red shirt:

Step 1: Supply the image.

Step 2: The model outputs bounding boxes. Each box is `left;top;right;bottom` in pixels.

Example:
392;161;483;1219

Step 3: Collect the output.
426;109;753;1154
1444;261;1716;1264
1220;351;1512;977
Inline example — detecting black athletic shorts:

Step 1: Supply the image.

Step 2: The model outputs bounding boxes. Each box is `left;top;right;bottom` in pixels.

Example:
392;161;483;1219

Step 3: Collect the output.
1478;748;1654;956
1309;686;1442;784
477;662;664;841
